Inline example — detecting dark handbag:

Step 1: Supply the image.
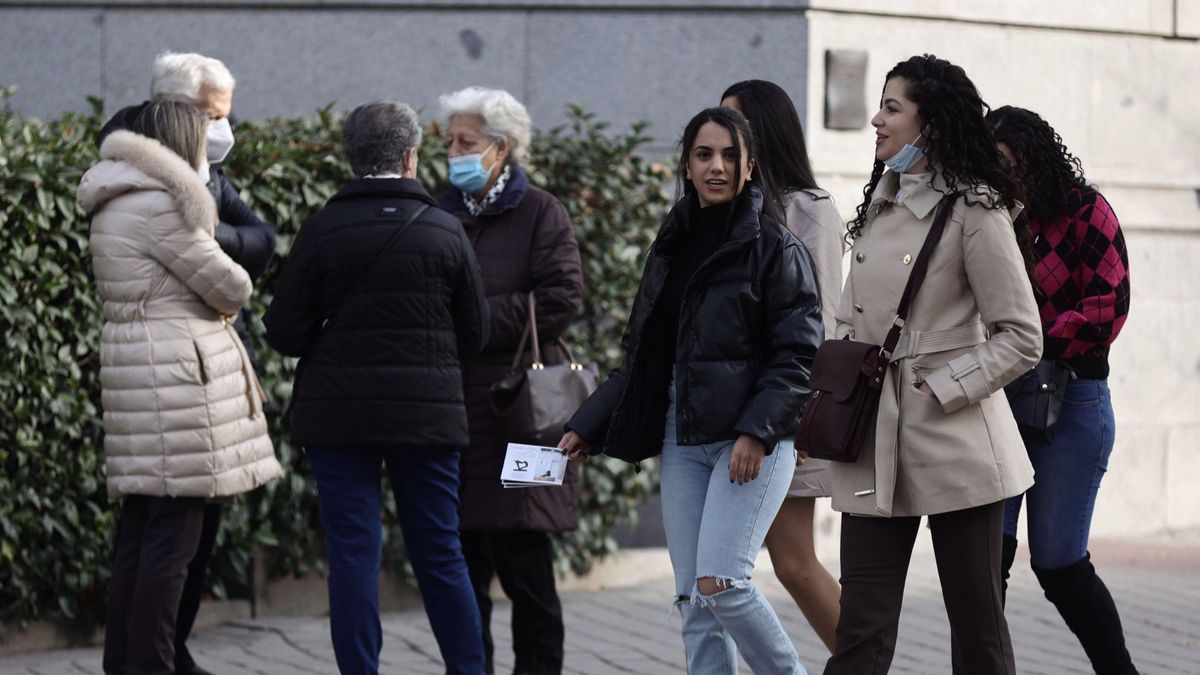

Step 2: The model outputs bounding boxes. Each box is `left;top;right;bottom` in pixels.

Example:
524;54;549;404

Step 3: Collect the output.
796;193;958;462
1004;359;1074;442
490;292;599;447
284;204;429;430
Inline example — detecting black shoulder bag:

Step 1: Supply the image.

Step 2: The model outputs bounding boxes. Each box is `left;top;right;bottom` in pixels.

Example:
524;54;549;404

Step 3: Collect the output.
283;203;429;430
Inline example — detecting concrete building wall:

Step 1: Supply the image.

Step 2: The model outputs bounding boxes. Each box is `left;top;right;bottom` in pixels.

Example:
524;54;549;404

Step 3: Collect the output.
0;0;808;153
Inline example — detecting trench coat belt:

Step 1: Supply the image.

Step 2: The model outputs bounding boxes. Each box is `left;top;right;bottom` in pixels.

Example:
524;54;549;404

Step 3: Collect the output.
891;322;988;361
871;322;988;518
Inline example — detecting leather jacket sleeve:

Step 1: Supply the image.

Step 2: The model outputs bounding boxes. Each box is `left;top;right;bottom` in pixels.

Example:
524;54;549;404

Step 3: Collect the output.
732;238;823;448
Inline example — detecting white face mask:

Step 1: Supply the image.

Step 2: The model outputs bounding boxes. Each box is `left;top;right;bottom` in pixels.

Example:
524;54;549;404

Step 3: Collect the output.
206;117;235;164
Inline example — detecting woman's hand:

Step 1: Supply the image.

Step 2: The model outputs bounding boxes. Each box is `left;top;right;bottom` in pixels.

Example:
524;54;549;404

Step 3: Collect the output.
918;382;934;396
557;431;591;464
729;434;766;485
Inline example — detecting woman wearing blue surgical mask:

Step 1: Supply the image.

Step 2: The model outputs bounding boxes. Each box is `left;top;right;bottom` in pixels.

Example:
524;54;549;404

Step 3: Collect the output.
436;86;583;675
824;54;1042;674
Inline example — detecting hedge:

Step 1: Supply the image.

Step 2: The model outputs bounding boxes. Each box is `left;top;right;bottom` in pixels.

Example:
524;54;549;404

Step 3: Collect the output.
0;89;670;631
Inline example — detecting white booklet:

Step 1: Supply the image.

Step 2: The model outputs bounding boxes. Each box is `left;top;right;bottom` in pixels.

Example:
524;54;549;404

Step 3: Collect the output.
500;443;568;488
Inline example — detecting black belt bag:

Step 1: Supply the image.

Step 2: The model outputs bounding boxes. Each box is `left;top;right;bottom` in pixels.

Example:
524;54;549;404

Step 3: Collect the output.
1003;358;1074;442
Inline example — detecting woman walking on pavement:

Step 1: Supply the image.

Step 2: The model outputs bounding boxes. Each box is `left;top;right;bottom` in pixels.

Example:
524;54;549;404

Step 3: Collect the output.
720;79;844;653
823;54;1042;675
560;106;824;674
988;104;1137;674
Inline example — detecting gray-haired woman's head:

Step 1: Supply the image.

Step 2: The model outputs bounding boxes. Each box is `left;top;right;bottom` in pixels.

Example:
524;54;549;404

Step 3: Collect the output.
342;101;424;178
439;86;532;165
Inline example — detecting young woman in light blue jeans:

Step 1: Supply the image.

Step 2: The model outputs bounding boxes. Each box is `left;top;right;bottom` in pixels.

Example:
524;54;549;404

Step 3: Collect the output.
560;107;823;674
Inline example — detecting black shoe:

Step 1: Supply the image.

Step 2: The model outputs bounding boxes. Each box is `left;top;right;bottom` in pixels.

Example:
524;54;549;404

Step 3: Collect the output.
1033;553;1139;675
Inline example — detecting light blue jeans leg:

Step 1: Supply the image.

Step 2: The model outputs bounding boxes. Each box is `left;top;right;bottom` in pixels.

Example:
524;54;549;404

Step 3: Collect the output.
661;393;738;674
694;438;804;675
660;386;805;674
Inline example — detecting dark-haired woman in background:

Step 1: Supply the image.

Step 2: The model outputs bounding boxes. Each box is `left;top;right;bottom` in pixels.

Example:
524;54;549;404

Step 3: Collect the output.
720;79;843;653
824;55;1042;674
560;107;823;674
988;105;1135;675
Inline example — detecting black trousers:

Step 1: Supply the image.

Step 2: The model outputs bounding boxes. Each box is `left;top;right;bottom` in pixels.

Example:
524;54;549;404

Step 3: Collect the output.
103;495;206;675
824;500;1015;675
173;502;222;674
461;530;565;675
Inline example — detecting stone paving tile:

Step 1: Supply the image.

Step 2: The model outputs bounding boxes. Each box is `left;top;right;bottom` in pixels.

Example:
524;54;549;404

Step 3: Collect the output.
4;547;1198;674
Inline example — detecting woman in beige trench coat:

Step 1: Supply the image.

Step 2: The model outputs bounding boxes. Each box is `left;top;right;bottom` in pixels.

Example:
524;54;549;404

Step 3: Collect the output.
823;55;1042;675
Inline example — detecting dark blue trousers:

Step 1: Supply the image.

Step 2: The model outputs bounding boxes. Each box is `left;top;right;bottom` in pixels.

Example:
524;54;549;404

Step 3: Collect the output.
306;445;485;675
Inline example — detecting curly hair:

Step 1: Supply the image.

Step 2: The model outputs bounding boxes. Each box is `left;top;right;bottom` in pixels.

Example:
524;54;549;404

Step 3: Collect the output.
987;105;1090;224
848;54;1021;241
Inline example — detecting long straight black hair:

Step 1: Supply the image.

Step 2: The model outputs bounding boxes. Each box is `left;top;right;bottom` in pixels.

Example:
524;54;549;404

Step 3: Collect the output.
721;80;818;195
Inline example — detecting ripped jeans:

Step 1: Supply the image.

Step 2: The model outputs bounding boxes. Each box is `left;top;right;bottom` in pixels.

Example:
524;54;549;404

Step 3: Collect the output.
660;386;804;674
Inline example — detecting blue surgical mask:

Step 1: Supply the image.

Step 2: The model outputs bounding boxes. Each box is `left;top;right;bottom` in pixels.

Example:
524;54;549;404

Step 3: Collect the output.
448;141;497;194
883;132;927;173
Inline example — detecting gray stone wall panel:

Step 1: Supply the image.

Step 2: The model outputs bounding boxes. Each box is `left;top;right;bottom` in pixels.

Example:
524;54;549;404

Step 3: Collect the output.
524;10;807;150
0;8;104;116
100;8;527;119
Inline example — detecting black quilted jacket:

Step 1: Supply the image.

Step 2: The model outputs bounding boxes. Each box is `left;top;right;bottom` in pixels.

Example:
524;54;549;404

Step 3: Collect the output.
566;185;824;464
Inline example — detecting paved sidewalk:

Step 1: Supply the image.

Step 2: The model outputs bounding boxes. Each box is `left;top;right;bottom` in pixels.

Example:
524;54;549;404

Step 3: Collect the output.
4;537;1198;674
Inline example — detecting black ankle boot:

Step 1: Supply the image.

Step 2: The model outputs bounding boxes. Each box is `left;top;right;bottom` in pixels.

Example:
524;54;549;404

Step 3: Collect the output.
1033;553;1138;675
1000;534;1018;606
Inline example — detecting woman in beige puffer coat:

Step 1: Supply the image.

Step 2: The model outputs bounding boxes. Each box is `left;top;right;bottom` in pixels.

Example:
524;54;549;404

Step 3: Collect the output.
76;100;281;673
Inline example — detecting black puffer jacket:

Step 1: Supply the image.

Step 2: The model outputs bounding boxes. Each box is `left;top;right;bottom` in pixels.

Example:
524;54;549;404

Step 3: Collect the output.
264;178;489;449
566;185;823;463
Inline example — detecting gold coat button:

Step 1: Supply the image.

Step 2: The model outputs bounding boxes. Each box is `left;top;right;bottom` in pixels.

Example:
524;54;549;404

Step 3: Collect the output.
856;252;865;263
902;254;912;265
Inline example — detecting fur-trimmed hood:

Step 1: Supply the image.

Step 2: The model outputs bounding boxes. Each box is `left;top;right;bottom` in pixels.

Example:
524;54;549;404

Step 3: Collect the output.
77;130;216;233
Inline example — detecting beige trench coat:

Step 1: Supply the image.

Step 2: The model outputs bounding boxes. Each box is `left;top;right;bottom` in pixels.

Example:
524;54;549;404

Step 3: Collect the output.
830;170;1041;517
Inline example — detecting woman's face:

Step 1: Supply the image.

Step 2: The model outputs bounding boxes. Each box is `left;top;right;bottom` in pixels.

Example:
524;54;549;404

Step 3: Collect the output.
447;114;508;191
871;77;928;168
719;95;743;116
687;121;753;208
997;142;1017;171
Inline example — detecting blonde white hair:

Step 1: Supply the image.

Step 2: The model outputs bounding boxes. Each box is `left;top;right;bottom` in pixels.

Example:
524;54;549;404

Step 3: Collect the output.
439;86;532;165
150;51;236;102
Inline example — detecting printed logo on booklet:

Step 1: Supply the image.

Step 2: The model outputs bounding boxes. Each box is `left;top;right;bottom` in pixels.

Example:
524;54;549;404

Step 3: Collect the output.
500;443;568;489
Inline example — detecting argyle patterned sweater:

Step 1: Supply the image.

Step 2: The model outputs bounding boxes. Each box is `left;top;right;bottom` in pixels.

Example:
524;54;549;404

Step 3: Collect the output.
1030;187;1130;379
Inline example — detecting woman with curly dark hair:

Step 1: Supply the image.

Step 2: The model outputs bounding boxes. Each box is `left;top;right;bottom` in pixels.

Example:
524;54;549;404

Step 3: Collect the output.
824;55;1042;674
988;105;1136;675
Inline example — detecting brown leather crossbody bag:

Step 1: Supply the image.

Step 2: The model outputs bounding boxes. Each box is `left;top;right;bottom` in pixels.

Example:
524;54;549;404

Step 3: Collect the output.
796;193;958;462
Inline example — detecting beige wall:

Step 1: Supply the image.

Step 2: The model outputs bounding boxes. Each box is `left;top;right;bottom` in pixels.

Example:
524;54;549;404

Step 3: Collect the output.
805;2;1200;538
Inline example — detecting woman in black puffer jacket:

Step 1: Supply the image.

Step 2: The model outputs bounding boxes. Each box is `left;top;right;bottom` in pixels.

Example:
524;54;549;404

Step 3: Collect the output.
560;107;823;674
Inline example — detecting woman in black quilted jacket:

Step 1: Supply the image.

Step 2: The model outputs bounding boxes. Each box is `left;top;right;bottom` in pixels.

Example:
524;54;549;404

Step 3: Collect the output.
560;107;823;674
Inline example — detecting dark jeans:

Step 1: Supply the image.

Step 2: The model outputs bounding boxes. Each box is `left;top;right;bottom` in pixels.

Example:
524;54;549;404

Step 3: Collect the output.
103;495;206;675
461;530;565;675
174;502;221;674
306;445;485;675
824;501;1014;675
1003;378;1115;568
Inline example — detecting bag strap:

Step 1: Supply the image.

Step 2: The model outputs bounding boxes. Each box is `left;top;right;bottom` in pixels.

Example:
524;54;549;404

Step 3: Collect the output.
325;203;429;330
510;292;543;371
880;193;959;359
508;292;585;372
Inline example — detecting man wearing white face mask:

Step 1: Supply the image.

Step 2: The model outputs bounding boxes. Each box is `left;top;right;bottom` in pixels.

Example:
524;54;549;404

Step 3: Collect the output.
97;51;275;675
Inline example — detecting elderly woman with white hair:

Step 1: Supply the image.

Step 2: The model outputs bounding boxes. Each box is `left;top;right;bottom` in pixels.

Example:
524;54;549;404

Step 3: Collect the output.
266;101;489;675
436;86;583;675
97;50;276;675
